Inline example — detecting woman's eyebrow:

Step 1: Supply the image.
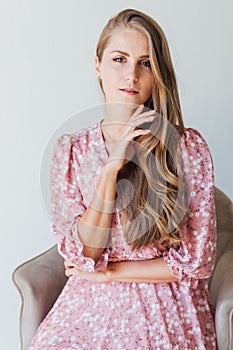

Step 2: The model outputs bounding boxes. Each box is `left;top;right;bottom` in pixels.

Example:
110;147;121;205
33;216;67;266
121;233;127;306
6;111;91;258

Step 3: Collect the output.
110;50;149;58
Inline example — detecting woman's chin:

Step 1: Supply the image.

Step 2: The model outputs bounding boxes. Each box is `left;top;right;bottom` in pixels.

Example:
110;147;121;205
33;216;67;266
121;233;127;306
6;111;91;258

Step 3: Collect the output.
105;97;144;109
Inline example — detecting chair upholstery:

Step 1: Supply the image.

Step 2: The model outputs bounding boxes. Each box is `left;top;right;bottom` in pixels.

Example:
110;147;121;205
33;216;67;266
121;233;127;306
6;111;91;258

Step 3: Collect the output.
12;246;67;349
209;187;233;350
12;187;233;350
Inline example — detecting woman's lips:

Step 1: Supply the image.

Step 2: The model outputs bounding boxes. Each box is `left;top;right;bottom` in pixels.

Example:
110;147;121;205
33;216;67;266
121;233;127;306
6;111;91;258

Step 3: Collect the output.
119;88;139;95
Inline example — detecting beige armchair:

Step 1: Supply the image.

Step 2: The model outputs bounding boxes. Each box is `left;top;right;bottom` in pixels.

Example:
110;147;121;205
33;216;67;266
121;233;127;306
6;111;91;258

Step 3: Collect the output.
13;245;67;350
12;187;233;350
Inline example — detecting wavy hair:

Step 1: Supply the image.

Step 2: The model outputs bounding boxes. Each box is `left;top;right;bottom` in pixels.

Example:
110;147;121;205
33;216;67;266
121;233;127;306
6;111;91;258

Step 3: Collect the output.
96;9;187;250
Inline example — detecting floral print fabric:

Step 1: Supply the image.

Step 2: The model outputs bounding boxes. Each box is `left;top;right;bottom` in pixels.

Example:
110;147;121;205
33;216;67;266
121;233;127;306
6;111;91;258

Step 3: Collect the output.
28;120;217;349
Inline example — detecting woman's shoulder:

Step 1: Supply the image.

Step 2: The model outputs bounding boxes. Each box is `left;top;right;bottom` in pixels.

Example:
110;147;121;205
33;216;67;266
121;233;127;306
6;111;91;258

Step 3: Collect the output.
178;126;214;173
181;127;207;144
54;121;100;151
179;127;212;155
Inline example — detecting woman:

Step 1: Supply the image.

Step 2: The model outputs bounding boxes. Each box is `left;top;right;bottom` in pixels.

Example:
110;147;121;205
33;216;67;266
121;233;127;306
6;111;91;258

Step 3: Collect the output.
29;8;217;350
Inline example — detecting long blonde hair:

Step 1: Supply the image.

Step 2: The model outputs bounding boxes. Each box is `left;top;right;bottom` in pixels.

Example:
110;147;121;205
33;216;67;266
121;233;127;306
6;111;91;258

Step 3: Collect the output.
96;9;187;250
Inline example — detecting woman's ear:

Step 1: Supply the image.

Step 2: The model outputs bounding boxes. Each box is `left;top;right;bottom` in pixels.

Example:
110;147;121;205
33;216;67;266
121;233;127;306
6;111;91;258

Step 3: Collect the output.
94;56;101;78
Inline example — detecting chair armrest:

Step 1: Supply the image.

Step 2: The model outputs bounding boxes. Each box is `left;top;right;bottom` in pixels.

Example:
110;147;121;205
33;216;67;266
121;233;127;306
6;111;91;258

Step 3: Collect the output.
12;245;68;350
209;249;233;350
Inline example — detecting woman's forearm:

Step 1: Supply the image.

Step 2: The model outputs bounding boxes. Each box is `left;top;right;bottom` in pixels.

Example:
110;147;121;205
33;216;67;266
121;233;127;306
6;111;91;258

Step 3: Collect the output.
77;164;118;262
106;258;179;283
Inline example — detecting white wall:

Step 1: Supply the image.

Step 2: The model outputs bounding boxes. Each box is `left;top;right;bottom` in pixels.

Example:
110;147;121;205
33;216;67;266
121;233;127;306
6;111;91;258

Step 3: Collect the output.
1;0;232;348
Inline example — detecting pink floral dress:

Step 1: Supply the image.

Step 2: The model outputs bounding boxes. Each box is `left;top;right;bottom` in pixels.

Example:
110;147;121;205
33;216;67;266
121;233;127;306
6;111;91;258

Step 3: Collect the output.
28;120;217;350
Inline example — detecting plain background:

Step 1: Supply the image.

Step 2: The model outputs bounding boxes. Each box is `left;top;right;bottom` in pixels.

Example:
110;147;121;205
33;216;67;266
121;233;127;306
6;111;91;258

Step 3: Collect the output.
0;0;232;348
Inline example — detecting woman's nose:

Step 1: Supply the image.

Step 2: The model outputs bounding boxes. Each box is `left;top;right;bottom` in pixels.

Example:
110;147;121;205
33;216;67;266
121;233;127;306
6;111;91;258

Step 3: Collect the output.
124;64;138;83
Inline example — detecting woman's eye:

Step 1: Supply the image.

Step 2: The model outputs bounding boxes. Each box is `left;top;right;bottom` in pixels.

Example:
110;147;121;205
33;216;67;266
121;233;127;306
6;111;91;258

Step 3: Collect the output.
112;57;151;67
141;60;151;68
113;57;125;63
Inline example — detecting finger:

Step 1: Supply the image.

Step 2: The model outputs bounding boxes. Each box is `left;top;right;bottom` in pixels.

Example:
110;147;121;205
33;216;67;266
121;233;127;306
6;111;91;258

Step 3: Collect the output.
65;268;88;278
132;109;156;123
130;128;151;141
115;127;151;145
119;114;155;139
134;115;155;129
65;269;71;276
122;115;154;140
65;267;77;277
64;261;74;269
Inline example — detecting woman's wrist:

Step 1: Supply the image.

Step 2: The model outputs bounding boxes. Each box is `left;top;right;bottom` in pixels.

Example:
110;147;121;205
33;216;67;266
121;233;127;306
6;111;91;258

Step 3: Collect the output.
105;262;120;282
101;162;119;178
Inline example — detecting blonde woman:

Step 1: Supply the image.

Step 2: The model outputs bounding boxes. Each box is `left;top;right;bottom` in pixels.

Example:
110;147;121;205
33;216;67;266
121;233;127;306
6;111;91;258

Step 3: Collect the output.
29;8;217;350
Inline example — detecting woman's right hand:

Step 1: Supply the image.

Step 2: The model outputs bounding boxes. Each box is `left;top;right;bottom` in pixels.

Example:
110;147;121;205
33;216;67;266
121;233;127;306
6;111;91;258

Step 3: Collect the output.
104;104;155;174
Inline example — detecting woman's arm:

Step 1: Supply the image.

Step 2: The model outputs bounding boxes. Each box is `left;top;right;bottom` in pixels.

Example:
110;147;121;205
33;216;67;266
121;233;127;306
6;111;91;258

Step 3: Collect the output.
65;257;179;283
77;163;118;263
78;107;155;264
106;258;178;283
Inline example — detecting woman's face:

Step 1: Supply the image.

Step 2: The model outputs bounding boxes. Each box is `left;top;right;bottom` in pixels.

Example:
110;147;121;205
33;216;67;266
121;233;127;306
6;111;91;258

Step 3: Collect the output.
95;28;155;105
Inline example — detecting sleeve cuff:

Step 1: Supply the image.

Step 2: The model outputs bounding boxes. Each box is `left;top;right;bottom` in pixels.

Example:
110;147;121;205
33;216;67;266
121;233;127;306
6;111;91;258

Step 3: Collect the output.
52;220;109;272
163;253;199;289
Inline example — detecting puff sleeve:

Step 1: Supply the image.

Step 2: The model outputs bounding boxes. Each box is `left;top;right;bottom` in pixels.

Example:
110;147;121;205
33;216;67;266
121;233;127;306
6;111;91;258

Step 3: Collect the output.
49;134;109;271
163;128;217;288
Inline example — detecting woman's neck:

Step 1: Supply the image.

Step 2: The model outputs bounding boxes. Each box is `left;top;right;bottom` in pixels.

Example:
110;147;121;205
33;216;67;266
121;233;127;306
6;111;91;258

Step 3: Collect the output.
102;102;139;135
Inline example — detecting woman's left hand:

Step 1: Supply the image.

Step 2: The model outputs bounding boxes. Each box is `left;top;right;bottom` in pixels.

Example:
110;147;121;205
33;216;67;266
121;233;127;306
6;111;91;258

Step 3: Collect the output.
64;260;115;283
